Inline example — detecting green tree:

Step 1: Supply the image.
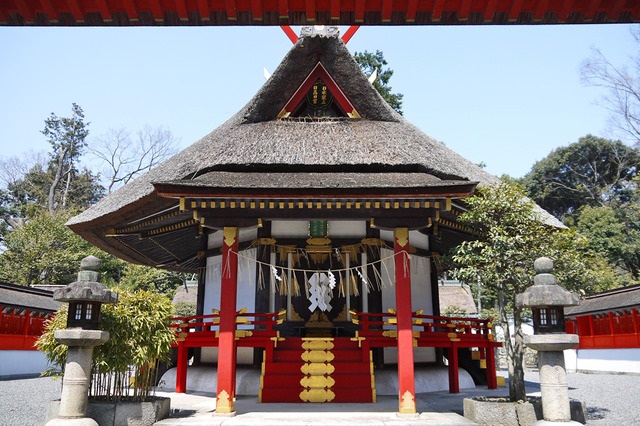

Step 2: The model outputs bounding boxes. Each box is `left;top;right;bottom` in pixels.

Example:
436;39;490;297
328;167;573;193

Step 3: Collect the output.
571;205;640;282
41;103;91;212
117;263;184;297
0;210;90;285
523;135;640;220
4;163;103;217
450;181;603;401
0;210;115;285
37;289;176;401
354;50;404;114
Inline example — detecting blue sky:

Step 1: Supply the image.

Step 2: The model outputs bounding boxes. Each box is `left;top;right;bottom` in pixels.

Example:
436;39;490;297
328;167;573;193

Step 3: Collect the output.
0;24;637;178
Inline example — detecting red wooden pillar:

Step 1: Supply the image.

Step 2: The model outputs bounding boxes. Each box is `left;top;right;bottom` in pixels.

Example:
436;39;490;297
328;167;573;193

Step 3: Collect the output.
485;345;497;389
216;227;239;414
394;227;416;414
175;341;188;393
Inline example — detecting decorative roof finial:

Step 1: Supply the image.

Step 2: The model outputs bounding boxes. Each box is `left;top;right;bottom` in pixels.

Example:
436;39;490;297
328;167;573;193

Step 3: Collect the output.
280;25;359;45
300;26;340;38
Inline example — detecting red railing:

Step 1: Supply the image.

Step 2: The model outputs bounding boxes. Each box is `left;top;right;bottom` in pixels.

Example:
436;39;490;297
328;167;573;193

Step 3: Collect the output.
0;309;52;350
349;309;501;392
170;309;286;393
349;309;498;346
566;308;640;349
170;308;501;394
170;308;286;348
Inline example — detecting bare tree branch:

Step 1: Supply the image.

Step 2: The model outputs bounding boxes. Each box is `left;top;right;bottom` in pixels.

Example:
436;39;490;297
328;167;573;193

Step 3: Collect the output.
0;152;47;189
89;126;179;193
581;34;640;143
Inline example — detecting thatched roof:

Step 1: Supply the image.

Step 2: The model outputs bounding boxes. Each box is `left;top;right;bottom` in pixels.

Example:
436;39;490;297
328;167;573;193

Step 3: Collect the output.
438;281;478;315
172;284;198;305
67;30;561;268
154;172;477;195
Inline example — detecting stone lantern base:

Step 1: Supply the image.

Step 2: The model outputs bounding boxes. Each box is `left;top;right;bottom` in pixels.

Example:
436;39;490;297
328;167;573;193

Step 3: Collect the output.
525;334;582;425
46;417;100;426
46;330;110;426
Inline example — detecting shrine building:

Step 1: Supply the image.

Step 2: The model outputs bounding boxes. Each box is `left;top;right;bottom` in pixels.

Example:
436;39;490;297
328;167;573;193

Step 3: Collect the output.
66;26;559;414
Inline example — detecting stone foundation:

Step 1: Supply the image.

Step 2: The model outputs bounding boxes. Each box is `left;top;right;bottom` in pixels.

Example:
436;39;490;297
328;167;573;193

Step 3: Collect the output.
46;397;170;426
463;397;586;426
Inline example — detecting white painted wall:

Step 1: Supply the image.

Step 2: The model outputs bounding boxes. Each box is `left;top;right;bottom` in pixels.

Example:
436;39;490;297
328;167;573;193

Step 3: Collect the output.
201;247;257;365
271;221;309;238
380;248;436;364
327;221;366;238
0;350;51;377
564;348;640;374
271;220;367;239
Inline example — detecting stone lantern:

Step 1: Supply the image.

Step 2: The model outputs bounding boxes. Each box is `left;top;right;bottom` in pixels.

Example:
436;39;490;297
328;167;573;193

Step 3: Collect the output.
46;256;118;426
516;257;581;425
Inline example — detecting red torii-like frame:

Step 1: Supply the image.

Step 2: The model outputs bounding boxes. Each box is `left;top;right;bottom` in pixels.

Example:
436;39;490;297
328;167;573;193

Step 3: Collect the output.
2;0;640;26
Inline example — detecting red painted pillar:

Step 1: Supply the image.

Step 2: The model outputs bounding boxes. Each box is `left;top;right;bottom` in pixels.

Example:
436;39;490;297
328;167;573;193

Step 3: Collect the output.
176;341;188;393
394;227;416;414
485;345;497;389
216;227;239;414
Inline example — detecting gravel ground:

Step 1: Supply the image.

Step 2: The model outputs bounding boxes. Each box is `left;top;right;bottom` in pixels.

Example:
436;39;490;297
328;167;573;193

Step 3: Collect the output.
0;371;638;425
0;375;61;426
524;370;640;426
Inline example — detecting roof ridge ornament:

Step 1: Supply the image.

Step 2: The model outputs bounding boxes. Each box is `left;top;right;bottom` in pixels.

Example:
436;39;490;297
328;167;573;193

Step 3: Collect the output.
301;25;340;38
280;25;360;45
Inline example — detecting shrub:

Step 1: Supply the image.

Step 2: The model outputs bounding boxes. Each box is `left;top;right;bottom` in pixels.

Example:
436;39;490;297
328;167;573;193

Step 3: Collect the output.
37;289;176;401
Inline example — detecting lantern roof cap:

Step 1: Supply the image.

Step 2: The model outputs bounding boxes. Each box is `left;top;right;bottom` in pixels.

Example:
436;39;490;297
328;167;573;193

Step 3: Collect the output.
53;256;118;304
516;257;579;308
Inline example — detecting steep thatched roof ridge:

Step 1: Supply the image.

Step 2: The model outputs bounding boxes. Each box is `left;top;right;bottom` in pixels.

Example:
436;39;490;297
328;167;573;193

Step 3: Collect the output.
68;32;565;230
243;34;399;123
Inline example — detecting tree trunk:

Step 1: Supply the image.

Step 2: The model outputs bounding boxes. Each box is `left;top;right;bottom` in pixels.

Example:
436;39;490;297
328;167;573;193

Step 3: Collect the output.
510;306;526;401
499;289;527;402
61;160;73;209
48;146;69;212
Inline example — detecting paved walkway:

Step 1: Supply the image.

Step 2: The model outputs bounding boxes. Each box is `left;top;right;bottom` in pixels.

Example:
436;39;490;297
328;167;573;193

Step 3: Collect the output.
153;384;515;425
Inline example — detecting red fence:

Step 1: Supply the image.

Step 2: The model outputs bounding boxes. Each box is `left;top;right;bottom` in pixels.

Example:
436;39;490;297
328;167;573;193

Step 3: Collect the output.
566;308;640;349
350;310;501;392
0;308;52;350
170;309;501;394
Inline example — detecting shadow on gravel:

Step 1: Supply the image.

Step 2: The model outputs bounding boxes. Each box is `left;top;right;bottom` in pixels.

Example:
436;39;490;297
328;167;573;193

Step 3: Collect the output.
168;409;197;418
524;380;541;391
586;406;611;420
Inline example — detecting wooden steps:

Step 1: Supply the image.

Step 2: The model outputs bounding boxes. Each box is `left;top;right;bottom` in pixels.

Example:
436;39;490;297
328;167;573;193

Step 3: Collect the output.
260;337;376;403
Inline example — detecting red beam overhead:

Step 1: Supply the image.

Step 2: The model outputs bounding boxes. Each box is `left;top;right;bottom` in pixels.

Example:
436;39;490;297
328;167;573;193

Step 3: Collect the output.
95;0;112;22
2;0;640;25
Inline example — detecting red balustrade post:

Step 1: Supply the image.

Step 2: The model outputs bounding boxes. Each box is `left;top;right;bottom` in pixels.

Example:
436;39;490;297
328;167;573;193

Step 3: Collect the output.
22;310;31;337
394;228;416;414
448;342;460;393
176;341;188;393
485;343;497;389
608;312;615;344
216;227;239;415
